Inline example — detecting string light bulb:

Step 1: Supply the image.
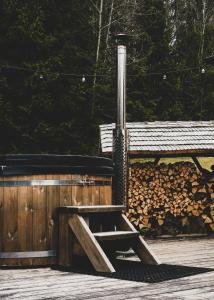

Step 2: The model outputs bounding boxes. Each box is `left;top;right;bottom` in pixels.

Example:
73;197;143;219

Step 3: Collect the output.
163;74;167;80
82;75;86;83
201;68;205;74
39;74;44;79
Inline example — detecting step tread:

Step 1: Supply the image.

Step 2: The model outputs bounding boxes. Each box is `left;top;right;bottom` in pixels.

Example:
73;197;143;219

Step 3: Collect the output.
58;205;125;214
93;231;139;241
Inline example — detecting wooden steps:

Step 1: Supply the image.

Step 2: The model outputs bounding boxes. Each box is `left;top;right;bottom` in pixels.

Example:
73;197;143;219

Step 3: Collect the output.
93;231;139;241
58;205;160;273
59;205;125;214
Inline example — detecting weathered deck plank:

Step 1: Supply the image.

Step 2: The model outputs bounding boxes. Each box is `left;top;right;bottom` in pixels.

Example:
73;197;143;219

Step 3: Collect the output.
0;237;214;299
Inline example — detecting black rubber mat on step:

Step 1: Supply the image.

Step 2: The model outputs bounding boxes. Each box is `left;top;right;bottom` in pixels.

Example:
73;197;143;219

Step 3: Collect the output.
54;260;214;283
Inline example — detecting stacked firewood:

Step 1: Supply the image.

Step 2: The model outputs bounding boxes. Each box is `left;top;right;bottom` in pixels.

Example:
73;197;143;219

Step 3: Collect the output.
127;161;214;235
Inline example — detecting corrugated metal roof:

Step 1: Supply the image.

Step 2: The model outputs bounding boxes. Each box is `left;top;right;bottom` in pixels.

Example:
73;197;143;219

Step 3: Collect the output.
99;121;214;154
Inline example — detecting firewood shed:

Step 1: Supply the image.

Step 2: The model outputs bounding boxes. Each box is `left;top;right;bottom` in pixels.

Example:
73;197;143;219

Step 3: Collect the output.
100;121;214;235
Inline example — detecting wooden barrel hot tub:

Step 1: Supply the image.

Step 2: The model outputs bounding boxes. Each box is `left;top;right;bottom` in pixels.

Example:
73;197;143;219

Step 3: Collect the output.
0;154;113;266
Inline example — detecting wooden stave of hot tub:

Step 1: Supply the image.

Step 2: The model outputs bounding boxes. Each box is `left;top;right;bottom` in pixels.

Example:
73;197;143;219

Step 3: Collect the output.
0;155;113;266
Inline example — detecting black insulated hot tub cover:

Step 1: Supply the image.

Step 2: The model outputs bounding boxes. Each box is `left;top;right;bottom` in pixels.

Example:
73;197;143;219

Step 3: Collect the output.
0;154;113;176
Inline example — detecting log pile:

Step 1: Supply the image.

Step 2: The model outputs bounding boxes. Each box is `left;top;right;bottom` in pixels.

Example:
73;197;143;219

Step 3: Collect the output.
127;161;214;235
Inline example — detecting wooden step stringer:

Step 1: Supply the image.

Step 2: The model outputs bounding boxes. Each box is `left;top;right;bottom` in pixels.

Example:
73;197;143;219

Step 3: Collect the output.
68;214;115;272
118;214;160;265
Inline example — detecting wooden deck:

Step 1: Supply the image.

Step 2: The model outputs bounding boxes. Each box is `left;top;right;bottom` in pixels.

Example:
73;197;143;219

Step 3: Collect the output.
1;237;214;299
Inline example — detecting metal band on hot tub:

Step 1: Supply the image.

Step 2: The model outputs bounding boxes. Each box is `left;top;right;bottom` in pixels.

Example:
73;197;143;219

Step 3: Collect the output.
0;179;111;187
0;250;56;259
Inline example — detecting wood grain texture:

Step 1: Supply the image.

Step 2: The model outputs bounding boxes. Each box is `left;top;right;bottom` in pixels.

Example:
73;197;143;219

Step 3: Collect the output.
82;185;90;206
93;231;139;241
58;213;73;267
68;214;115;272
3;176;18;252
17;176;33;252
0;173;112;266
58;205;124;214
71;174;83;206
91;176;100;205
46;175;60;251
99;176;112;205
1;238;214;299
59;175;72;206
32;175;47;252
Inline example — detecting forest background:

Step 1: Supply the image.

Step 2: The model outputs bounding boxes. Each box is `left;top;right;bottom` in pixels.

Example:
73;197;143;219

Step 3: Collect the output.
0;0;213;155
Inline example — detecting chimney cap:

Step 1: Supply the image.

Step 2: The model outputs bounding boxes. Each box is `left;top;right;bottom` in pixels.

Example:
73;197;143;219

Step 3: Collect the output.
114;33;128;45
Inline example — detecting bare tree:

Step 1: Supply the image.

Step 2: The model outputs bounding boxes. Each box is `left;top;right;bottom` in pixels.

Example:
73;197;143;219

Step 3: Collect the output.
196;0;214;68
104;0;114;62
89;0;104;117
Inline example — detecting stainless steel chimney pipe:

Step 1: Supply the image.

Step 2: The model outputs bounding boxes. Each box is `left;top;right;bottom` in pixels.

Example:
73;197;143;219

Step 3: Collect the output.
113;33;128;208
117;36;127;130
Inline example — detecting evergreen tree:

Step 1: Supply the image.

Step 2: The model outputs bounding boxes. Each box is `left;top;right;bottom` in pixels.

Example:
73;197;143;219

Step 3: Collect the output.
0;0;213;154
